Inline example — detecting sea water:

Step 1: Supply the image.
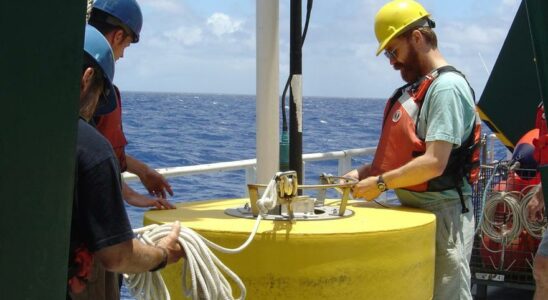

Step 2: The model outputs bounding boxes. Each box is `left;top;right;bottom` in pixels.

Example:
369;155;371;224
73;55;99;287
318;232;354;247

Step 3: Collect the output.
120;91;508;299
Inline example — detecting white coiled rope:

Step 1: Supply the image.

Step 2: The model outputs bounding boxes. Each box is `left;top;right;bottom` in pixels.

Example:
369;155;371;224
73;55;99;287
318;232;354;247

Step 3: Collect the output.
86;0;93;22
124;179;278;300
481;191;522;245
520;185;547;239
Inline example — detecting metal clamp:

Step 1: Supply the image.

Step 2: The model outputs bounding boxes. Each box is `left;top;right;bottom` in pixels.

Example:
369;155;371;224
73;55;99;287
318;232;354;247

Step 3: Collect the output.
247;171;357;218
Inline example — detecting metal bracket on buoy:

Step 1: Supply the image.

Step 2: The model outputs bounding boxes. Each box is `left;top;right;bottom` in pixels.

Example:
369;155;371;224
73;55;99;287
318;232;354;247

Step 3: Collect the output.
226;171;357;220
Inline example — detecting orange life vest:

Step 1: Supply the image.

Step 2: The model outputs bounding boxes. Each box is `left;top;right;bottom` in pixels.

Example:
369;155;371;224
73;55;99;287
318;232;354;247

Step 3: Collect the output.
68;170;94;295
67;244;94;294
370;66;481;212
94;86;128;172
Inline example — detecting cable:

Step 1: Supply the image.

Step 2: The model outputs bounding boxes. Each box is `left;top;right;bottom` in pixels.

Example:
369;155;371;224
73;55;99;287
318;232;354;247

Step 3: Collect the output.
475;163;500;234
301;0;314;45
520;185;547;239
280;0;314;134
124;179;280;300
481;191;522;246
125;221;254;300
86;0;94;22
374;199;389;208
256;178;278;214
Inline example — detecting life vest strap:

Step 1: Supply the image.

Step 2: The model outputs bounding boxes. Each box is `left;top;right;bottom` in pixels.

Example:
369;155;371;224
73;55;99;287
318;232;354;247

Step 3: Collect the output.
455;184;469;214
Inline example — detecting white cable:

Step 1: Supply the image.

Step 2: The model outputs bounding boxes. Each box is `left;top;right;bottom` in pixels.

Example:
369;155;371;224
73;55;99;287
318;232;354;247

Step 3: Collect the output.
481;191;522;245
123;179;277;300
124;214;264;300
520;185;548;239
86;0;93;22
478;52;490;76
256;178;278;215
476;164;500;234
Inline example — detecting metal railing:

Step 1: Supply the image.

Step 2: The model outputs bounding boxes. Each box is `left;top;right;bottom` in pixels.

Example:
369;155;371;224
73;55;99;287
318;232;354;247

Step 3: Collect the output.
123;134;499;189
123;147;377;185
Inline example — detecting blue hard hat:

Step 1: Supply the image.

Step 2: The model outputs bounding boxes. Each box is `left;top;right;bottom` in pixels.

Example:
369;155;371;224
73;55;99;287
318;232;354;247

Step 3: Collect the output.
93;0;143;43
84;25;117;115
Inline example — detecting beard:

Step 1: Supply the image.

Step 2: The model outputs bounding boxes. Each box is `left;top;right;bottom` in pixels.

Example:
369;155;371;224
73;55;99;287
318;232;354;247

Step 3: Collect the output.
393;44;422;83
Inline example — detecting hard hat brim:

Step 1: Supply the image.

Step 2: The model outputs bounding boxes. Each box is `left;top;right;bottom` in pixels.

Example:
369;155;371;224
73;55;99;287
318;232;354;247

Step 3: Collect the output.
375;16;431;56
376;31;401;56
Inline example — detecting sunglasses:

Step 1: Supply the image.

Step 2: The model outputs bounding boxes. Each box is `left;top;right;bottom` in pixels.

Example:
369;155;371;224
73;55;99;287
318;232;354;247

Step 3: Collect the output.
384;47;398;60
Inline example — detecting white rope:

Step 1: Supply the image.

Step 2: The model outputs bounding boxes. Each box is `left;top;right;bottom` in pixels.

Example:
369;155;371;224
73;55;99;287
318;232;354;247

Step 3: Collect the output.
124;179;278;300
520;185;548;239
86;0;94;22
481;191;522;245
256;178;277;215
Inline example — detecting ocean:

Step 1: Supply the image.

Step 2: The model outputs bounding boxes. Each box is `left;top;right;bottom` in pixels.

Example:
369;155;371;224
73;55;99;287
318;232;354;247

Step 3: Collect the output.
119;91;508;299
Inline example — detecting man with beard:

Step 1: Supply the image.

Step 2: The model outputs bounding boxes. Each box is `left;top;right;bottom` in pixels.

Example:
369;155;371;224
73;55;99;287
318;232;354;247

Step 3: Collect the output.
344;1;480;299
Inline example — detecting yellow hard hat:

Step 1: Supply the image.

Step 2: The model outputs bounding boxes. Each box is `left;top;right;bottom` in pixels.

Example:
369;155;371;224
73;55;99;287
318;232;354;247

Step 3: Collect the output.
374;0;431;55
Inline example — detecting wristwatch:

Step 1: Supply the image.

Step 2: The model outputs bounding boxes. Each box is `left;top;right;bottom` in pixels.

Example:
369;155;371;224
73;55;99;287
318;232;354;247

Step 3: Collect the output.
149;247;168;272
377;175;388;192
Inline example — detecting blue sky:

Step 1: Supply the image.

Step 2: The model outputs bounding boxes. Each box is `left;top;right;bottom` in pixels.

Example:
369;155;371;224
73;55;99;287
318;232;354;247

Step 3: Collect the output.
115;0;521;99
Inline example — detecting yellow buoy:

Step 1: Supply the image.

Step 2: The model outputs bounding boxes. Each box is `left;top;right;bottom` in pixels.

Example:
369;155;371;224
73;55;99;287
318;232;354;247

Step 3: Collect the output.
144;198;435;300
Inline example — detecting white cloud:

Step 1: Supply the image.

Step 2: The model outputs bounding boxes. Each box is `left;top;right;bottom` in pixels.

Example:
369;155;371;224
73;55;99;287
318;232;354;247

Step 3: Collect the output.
140;0;185;13
502;0;518;7
163;26;203;46
116;0;523;98
206;13;243;37
442;24;507;54
354;42;377;63
496;0;521;20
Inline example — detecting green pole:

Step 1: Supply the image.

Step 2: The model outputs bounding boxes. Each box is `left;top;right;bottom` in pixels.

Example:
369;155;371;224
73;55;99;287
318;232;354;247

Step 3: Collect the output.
525;0;548;208
0;1;86;299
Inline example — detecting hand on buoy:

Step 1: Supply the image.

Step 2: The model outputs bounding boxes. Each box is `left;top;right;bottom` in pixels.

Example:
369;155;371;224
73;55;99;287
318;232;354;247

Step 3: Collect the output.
128;194;175;210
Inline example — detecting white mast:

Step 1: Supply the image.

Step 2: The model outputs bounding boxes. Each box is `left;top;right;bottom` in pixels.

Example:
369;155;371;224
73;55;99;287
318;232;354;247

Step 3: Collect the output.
256;0;280;184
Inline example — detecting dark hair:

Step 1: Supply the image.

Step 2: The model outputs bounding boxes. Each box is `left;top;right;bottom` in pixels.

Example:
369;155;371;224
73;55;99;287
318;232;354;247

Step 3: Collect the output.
89;9;131;40
82;53;105;93
416;27;438;48
402;26;438;49
80;54;106;118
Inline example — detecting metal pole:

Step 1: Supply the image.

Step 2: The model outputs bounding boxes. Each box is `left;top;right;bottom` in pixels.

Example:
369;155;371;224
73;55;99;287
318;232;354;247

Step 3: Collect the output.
289;0;303;185
525;0;548;206
256;0;280;184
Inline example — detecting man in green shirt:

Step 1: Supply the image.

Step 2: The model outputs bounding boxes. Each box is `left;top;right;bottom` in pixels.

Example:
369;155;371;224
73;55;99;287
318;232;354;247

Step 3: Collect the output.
346;1;479;299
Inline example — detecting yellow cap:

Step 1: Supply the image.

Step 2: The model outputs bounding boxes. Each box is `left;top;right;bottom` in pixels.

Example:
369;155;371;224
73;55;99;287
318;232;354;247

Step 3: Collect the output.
374;0;430;55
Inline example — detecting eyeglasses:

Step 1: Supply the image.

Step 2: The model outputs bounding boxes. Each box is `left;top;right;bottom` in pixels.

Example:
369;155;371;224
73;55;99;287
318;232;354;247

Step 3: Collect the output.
384;47;398;60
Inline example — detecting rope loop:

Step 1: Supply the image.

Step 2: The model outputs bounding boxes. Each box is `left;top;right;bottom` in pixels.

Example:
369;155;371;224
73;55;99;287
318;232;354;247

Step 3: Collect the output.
124;218;264;300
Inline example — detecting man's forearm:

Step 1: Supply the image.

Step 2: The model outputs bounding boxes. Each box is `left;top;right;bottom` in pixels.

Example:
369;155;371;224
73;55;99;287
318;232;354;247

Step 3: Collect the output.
382;155;443;189
122;180;140;199
382;141;452;189
126;154;150;176
357;164;372;180
96;239;166;274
